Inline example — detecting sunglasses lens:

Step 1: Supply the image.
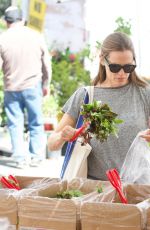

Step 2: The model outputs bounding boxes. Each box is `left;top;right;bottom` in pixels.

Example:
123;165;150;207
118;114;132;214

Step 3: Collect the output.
123;65;136;73
109;64;122;73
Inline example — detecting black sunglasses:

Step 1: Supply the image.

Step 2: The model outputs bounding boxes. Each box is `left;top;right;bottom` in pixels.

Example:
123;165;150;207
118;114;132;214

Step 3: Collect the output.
104;57;136;73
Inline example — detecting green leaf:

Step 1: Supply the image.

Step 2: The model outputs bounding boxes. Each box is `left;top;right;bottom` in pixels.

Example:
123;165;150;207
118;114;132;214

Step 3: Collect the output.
114;119;124;124
96;186;103;193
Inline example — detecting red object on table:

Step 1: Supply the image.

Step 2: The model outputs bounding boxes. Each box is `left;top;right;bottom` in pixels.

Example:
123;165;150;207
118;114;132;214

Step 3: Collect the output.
44;123;54;131
106;168;128;204
0;175;21;190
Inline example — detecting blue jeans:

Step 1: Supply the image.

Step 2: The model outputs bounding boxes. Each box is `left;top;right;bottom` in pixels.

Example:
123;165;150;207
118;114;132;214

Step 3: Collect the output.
4;82;46;162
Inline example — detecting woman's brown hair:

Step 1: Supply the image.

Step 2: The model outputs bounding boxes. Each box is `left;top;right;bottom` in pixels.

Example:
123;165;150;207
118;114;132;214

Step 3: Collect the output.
92;32;148;87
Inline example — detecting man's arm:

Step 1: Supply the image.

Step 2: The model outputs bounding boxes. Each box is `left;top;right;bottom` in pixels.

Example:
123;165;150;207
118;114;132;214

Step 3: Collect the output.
40;35;52;96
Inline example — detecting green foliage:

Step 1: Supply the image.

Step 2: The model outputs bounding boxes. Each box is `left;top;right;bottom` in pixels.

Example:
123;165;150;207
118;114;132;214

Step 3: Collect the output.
0;71;6;126
0;0;21;17
95;41;102;50
0;0;11;17
42;94;59;117
56;189;83;199
42;84;59;117
51;47;91;108
80;100;123;142
0;19;6;33
114;17;132;35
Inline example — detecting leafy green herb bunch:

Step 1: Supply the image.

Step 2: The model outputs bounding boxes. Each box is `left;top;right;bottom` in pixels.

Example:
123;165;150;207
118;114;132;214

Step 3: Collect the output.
56;189;83;199
80;100;123;142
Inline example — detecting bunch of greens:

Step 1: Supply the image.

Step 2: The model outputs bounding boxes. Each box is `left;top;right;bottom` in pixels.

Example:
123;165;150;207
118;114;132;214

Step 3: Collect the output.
56;189;83;199
96;185;103;193
80;100;123;142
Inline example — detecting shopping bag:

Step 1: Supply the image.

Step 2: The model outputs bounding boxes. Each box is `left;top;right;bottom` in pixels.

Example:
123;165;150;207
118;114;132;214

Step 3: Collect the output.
62;137;92;180
120;132;150;184
60;86;94;180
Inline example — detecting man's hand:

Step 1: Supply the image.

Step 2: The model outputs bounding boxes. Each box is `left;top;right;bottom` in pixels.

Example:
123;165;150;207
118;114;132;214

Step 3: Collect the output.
42;87;48;96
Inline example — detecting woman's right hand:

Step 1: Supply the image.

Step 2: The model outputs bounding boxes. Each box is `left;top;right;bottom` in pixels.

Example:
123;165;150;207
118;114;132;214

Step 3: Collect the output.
47;113;76;151
60;125;76;142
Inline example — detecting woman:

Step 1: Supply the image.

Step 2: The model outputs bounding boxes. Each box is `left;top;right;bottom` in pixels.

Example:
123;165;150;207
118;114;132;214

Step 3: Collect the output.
48;32;150;180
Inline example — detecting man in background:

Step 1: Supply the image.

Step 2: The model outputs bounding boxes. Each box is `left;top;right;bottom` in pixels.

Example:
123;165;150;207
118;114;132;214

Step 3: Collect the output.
0;6;51;168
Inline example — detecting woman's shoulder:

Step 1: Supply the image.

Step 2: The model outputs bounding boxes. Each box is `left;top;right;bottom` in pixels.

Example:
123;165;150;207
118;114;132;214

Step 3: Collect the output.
137;84;150;107
144;85;150;100
74;86;91;97
63;86;89;108
139;84;150;95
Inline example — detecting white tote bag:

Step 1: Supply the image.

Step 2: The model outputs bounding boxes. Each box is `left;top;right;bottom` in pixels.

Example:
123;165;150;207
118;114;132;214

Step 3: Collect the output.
60;86;94;181
63;137;92;180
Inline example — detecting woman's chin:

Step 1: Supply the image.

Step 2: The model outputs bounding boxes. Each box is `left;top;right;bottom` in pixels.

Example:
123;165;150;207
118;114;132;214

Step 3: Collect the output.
115;78;128;85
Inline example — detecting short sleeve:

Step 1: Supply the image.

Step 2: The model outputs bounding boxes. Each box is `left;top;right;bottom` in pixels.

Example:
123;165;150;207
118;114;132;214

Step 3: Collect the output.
62;87;86;122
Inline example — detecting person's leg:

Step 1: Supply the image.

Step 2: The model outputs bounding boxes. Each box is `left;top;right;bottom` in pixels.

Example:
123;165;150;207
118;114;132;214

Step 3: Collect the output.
23;82;46;163
4;91;27;164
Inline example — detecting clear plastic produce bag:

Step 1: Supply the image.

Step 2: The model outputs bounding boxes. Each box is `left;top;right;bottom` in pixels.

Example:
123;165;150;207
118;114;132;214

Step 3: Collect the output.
120;132;150;184
0;218;10;230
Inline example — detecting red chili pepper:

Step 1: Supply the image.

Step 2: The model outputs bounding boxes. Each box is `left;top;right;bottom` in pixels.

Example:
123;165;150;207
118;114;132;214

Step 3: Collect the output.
0;175;20;190
106;169;128;204
0;176;15;189
8;175;21;190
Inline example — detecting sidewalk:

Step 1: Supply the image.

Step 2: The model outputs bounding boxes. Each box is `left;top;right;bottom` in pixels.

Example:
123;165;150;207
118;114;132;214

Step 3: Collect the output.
0;155;64;178
0;128;64;178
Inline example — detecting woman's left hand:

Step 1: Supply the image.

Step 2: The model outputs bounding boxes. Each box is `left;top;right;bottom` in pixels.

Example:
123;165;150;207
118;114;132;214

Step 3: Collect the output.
140;129;150;142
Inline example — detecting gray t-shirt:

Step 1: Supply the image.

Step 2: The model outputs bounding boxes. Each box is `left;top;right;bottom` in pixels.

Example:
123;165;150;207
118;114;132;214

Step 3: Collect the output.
62;83;150;180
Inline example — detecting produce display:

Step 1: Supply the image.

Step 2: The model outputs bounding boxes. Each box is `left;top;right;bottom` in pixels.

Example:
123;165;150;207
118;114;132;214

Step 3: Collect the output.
56;186;103;199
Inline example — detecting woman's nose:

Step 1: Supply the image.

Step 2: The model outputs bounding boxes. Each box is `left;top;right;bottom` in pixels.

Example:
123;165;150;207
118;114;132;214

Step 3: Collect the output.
118;68;125;74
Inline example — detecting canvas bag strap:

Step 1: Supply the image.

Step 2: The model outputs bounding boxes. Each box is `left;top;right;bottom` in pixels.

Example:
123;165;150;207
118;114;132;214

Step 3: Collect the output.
84;86;94;104
60;86;94;178
75;86;94;128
